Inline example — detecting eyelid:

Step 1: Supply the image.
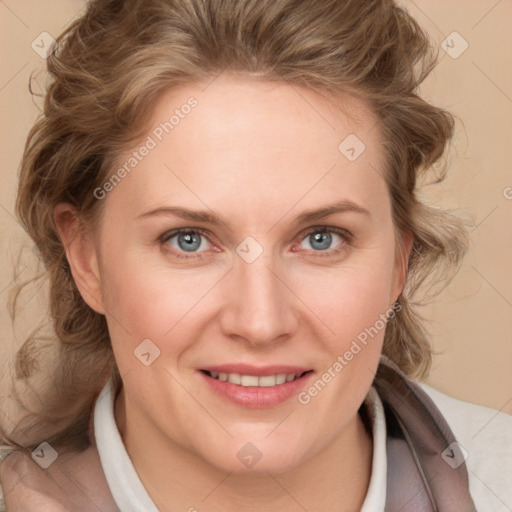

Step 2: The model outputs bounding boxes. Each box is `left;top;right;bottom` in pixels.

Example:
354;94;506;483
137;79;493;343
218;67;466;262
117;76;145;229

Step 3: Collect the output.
159;225;353;259
159;227;212;245
159;227;216;259
297;225;353;243
291;225;352;258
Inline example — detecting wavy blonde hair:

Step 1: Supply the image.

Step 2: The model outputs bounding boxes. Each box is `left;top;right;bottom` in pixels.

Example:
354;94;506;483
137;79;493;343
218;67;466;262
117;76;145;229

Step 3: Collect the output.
3;0;467;453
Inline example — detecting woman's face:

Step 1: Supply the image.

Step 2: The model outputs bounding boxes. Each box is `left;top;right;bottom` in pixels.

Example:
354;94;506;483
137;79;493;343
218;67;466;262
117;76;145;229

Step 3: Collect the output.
79;74;410;473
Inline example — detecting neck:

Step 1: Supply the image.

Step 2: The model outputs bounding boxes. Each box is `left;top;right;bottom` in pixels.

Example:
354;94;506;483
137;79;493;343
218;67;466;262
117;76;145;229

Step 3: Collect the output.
115;388;373;512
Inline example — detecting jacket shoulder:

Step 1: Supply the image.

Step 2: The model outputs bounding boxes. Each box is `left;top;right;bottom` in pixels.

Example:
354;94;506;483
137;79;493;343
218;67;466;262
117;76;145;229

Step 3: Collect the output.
0;445;119;511
418;382;512;511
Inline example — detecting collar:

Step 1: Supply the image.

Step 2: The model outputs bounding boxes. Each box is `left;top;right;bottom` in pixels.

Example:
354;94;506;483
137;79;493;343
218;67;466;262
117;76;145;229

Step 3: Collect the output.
94;378;388;511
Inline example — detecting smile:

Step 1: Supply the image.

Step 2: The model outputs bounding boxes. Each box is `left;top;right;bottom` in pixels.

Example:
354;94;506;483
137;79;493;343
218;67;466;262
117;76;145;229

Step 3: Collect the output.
198;367;315;408
202;370;311;387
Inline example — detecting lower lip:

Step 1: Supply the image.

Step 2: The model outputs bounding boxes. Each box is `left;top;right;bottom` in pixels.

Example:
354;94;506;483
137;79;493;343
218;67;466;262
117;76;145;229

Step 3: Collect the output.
198;371;315;408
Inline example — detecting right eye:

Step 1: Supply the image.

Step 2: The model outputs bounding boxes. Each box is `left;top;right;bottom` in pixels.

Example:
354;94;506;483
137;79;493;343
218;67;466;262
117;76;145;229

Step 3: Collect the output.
160;228;214;259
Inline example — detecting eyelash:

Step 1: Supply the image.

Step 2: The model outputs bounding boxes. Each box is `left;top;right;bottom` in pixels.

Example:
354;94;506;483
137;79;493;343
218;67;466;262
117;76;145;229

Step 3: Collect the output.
159;226;353;261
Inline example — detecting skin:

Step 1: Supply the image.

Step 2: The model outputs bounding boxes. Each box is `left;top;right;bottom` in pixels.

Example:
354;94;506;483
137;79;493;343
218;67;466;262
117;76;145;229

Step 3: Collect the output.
55;73;412;511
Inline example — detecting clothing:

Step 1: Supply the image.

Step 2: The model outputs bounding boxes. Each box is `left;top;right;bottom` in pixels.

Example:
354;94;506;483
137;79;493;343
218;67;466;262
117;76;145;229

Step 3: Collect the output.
412;383;512;510
1;357;511;510
93;373;388;511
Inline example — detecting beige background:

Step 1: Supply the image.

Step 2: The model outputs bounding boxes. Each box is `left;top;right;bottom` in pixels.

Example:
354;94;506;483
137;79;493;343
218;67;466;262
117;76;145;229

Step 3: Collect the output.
0;1;511;415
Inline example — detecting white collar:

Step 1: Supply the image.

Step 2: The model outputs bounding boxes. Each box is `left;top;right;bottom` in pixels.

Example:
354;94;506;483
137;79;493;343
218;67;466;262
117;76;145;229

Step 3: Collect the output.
94;379;159;512
94;378;387;511
360;386;387;511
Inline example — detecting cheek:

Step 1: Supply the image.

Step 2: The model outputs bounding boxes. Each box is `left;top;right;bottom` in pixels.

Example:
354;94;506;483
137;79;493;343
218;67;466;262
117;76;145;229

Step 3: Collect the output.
341;265;393;330
291;255;396;426
291;251;396;351
98;253;219;367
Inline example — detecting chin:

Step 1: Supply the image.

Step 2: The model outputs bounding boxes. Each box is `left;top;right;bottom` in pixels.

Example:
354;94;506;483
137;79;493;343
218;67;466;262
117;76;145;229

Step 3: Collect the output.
197;437;309;476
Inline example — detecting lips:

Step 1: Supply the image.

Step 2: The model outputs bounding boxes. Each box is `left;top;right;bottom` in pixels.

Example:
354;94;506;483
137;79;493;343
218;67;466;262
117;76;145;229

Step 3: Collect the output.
198;364;314;408
200;364;312;377
204;370;307;387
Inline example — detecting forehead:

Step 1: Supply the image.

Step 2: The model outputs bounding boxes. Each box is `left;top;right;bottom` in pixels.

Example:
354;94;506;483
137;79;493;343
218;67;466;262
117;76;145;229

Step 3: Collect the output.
106;74;388;225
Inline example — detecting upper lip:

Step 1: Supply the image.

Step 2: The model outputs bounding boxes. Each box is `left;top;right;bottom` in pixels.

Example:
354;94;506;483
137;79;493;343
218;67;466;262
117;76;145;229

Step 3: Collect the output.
199;364;313;376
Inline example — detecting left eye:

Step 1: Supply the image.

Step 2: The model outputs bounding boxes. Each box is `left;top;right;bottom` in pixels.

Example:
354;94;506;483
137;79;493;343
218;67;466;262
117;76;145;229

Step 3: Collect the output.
296;227;348;256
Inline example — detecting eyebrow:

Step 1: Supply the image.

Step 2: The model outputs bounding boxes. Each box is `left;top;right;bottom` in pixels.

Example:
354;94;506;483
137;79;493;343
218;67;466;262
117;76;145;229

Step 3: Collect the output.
136;200;371;228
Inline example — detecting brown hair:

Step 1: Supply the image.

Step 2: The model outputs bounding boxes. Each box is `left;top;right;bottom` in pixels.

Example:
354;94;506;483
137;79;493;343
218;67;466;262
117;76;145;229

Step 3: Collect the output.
3;0;467;453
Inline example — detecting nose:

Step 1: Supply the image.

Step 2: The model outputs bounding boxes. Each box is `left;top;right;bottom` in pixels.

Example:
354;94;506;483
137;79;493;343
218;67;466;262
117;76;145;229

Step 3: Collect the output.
218;251;298;347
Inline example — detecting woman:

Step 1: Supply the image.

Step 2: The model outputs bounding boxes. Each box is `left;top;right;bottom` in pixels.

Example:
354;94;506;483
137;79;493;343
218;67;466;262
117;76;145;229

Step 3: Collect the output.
0;0;510;510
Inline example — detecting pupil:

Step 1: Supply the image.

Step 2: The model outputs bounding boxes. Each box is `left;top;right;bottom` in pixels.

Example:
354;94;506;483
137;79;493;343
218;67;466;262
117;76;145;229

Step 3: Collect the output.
311;231;331;250
179;232;201;252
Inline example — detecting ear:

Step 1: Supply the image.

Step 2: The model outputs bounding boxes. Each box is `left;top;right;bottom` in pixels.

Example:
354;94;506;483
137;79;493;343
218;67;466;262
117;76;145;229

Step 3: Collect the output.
54;203;105;315
391;229;414;303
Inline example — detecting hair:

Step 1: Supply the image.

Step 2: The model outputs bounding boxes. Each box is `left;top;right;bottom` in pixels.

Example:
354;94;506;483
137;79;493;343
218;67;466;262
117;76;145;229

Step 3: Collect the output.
2;0;467;454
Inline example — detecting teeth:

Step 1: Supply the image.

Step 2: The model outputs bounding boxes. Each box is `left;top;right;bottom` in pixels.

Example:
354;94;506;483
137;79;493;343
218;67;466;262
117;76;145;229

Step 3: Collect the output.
228;373;241;385
258;375;278;387
208;371;304;387
276;374;287;385
241;375;259;386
